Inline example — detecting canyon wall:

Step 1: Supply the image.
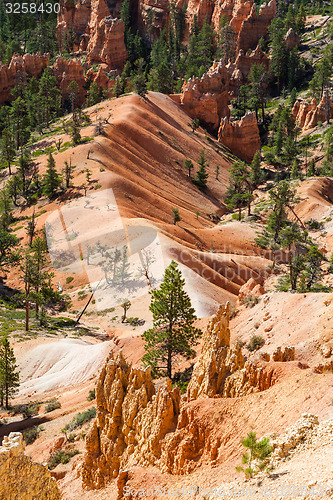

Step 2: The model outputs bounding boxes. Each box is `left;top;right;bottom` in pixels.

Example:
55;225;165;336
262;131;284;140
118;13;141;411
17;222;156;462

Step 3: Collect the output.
0;53;49;105
0;432;61;499
218;111;261;162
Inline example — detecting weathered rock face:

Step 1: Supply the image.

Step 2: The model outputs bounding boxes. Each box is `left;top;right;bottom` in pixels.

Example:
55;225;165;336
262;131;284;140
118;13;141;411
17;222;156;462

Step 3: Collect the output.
179;46;268;131
293;96;333;131
272;346;295;362
218;111;261;162
211;0;253;34
187;302;276;400
52;56;87;106
237;0;277;53
138;0;172;42
57;0;127;69
238;277;266;304
82;351;180;489
284;28;301;50
87;17;127;69
0;53;49;105
187;303;245;399
0;432;61;500
160;403;221;474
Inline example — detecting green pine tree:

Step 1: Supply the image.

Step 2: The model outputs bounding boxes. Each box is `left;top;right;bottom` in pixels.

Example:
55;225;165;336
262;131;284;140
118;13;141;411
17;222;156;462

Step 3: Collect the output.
193;150;209;190
0;337;20;409
43;153;62;199
236;431;272;478
142;260;202;379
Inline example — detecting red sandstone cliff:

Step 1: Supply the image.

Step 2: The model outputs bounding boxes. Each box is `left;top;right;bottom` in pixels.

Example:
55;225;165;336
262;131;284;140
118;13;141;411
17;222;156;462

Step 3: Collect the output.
0;53;49;105
52;56;87;106
218;111;261;162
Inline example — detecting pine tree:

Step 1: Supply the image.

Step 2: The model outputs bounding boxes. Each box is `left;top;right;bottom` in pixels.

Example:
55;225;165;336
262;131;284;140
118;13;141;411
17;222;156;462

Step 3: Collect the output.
142;260;202;378
0;337;20;409
236;432;272;478
43;153;62;199
121;300;131;323
171;207;181;225
62;160;74;189
38;68;61;127
193;150;209;190
184;158;193;177
226;160;252;219
307;159;316;176
1;128;15;175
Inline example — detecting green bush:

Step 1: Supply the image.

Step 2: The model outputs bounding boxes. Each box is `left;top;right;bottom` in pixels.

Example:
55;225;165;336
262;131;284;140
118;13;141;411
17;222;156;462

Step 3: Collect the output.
22;403;41;418
62;407;96;433
23;425;42;445
66;277;74;284
45;398;61;413
247;335;265;352
87;389;95;401
48;449;80;470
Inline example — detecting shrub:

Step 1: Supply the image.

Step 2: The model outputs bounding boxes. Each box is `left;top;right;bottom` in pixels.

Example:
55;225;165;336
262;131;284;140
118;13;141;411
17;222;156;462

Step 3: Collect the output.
23;425;42;445
45;398;61;413
87;389;95;401
62;407;96;433
22;402;41;418
66;277;74;284
247;335;265;352
242;294;259;308
48;449;80;470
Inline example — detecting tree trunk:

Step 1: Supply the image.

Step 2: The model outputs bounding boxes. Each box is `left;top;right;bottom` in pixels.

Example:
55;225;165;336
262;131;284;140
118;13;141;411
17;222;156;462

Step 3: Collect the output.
167;346;172;379
238;207;242;220
25;298;29;331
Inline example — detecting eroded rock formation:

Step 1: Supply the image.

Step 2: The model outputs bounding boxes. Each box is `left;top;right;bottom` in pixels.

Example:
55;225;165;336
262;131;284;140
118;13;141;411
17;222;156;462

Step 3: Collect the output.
284;28;301;50
180;60;234;129
187;302;276;400
57;0;127;69
237;0;277;53
272;346;295;362
270;414;319;459
293;96;333;131
0;432;61;500
52;56;87;106
0;53;49;105
179;47;268;131
82;351;180;489
218;111;261;162
238;277;266;304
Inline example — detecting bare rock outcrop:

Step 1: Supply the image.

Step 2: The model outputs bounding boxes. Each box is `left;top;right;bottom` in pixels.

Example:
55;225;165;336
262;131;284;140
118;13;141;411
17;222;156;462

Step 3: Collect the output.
270;414;319;459
272;346;295;362
284;28;301;50
218;111;261;162
293;96;333;131
0;432;61;500
237;0;277;53
52;56;87;106
82;351;180;489
0;53;49;105
57;0;127;69
238;277;266;304
187;303;277;400
86;17;127;69
187;303;245;399
180;60;234;129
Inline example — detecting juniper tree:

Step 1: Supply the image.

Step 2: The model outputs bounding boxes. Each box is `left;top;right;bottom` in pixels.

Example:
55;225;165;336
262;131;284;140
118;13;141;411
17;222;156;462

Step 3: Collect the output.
171;207;181;225
142;260;202;379
0;337;19;409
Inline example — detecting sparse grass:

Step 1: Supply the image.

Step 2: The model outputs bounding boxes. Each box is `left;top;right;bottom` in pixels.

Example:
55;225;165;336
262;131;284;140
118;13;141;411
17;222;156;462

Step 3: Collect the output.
242;294;260;308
